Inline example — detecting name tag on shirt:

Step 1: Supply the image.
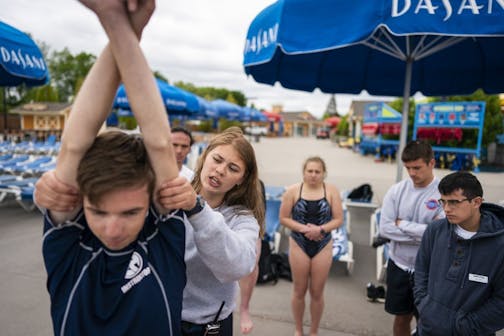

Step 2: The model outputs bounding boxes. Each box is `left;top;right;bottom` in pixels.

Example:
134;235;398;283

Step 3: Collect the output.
468;273;488;284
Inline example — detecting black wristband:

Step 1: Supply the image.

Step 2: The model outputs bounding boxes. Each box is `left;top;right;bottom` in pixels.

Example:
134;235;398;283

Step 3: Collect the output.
185;195;205;217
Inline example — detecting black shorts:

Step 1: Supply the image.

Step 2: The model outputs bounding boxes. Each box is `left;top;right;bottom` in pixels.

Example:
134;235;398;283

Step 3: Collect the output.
385;259;417;316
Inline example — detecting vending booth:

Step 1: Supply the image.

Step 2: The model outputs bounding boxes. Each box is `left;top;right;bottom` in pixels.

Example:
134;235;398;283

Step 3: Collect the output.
359;102;401;160
412;102;486;172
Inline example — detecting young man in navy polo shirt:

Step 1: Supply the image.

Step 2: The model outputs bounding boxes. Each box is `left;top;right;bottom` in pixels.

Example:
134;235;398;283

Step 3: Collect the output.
35;1;186;335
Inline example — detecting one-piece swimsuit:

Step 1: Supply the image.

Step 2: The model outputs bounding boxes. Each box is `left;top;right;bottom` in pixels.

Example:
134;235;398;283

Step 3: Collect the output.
290;183;332;258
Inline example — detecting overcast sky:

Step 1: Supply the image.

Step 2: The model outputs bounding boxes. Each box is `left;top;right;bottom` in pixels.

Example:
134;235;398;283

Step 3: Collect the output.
1;0;392;118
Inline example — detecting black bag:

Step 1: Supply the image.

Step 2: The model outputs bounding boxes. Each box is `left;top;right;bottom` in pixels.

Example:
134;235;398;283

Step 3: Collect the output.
256;239;278;284
347;183;373;202
271;252;292;281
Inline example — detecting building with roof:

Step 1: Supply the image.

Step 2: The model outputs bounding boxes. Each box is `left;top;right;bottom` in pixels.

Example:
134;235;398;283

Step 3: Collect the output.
9;102;71;141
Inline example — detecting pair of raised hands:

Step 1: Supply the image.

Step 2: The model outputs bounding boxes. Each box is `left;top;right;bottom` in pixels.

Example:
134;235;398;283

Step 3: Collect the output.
78;0;155;38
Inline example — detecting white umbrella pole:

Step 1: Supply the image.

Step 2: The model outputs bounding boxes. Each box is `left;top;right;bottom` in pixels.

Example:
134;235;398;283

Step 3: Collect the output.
3;88;7;133
396;58;413;182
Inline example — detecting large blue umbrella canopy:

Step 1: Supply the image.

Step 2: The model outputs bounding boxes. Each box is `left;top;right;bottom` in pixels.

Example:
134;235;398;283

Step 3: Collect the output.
114;78;200;116
210;99;245;121
1;20;50;131
244;107;268;122
244;0;504;180
196;96;219;120
0;21;49;87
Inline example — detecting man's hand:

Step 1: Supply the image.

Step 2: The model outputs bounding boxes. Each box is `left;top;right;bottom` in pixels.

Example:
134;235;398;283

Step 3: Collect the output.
78;0;129;16
129;0;155;38
157;176;197;211
34;170;81;212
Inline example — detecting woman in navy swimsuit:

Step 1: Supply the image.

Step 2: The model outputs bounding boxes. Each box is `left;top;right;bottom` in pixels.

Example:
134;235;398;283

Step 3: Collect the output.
280;156;343;336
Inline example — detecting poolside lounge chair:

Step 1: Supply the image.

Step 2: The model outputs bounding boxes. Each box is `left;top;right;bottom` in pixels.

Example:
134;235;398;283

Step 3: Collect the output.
370;208;388;282
332;203;354;275
0;177;39;211
264;185;286;253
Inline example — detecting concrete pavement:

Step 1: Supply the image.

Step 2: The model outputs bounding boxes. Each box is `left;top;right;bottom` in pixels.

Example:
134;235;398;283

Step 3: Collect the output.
1;136;503;335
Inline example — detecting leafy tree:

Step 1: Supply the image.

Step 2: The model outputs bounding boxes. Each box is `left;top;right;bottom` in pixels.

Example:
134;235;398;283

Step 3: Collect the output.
48;48;95;102
336;114;349;135
225;93;238;105
153;71;169;83
197;120;214;133
32;85;59;102
174;81;247;106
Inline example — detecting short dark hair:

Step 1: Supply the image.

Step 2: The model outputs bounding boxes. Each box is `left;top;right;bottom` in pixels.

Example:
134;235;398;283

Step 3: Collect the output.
77;130;155;205
401;140;433;164
438;171;483;199
171;126;194;146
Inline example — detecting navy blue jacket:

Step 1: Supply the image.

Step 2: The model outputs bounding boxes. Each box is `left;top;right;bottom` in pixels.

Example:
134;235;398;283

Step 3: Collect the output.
43;207;186;336
414;203;504;335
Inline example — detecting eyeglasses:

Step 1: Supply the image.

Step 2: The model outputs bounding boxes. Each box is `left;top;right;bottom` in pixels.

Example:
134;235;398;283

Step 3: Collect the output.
437;198;471;207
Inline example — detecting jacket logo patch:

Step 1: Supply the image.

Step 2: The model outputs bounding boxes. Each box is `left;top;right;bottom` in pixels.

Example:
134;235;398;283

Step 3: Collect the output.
125;252;143;279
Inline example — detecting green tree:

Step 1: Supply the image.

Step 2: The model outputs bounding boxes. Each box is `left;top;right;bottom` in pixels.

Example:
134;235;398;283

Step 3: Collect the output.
153;71;169;83
32;85;59;102
48;48;96;102
174;81;247;106
336;114;349;136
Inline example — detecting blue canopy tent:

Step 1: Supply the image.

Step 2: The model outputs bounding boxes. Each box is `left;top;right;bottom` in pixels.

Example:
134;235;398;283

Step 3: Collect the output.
244;0;504;181
193;96;220;129
114;78;200;120
1;21;50;131
244;107;268;122
210;99;245;121
195;97;219;120
360;102;402;158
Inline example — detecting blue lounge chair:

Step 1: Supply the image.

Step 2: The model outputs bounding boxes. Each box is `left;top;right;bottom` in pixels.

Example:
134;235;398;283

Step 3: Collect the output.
332;204;354;274
0;177;39;211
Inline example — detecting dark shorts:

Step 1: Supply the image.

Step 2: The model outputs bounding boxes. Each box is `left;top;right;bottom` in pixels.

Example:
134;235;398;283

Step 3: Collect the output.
385;259;417;316
181;313;233;336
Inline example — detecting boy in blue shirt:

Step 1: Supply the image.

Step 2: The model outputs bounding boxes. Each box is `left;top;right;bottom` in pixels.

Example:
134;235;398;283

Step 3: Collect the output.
35;1;186;335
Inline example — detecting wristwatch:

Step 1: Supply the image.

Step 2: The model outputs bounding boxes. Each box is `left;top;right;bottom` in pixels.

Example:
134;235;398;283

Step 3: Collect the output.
320;226;327;235
185;195;206;217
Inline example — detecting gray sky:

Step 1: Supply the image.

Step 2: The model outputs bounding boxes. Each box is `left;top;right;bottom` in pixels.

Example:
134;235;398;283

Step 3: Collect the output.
1;0;393;118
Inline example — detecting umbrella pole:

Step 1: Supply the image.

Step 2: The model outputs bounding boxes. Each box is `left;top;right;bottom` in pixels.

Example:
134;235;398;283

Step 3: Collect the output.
396;58;413;182
3;87;7;133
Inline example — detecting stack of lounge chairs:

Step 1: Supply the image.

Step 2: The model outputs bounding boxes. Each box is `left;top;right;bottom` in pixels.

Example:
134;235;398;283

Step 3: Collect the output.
0;136;60;211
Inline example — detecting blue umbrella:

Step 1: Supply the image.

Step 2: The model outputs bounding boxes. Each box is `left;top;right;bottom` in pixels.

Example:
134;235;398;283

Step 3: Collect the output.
114;78;200;116
0;21;49;86
244;0;504;180
1;20;50;131
244;107;268;122
195;96;219;120
210;99;245;121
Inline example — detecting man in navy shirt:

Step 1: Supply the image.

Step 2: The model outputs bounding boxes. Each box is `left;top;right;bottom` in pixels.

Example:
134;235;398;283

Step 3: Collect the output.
35;1;186;335
414;172;504;335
